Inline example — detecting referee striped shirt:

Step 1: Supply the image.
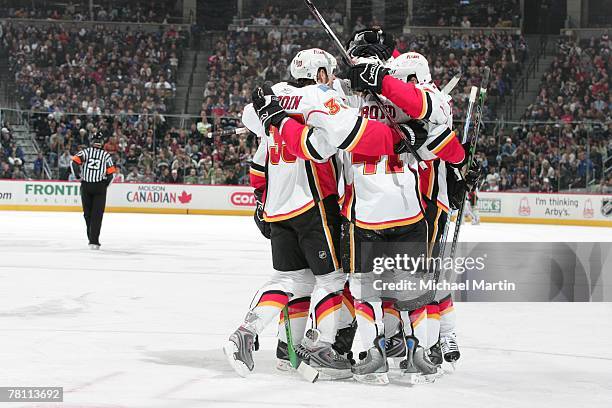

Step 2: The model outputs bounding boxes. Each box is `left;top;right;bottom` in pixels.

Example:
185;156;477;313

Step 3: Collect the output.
72;147;115;182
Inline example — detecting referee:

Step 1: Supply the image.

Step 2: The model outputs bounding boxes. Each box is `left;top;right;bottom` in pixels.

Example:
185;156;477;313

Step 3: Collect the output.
70;133;115;250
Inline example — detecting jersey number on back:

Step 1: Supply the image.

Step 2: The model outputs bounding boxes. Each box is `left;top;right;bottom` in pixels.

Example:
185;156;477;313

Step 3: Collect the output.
268;127;297;165
351;154;404;175
87;158;102;170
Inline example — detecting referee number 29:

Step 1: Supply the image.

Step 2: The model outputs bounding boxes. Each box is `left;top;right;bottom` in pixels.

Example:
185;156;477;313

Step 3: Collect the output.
87;158;102;170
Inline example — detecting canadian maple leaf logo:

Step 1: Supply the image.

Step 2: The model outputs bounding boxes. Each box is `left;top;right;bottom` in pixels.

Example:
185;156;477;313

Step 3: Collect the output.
178;191;192;204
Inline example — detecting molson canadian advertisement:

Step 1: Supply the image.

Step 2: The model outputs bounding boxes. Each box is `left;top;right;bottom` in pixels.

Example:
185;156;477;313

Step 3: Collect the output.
0;181;610;226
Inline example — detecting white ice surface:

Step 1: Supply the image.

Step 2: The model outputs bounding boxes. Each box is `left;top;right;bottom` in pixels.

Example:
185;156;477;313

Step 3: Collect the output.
0;211;611;408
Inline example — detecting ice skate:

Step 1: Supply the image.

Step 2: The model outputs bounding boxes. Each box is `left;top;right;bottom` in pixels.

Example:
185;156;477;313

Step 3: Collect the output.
223;326;256;377
275;340;295;371
89;244;100;250
333;320;357;359
385;329;407;358
428;340;443;365
440;332;460;371
298;329;352;380
399;336;442;384
352;335;389;385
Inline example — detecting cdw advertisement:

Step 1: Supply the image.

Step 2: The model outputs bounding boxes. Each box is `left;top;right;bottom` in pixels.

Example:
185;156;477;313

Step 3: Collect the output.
0;180;256;215
477;192;612;227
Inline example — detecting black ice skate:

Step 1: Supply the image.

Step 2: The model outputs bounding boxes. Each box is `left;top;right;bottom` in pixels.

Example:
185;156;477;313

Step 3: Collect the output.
333;319;357;359
399;336;443;384
385;329;407;358
298;329;352;380
223;326;256;377
428;339;443;365
275;340;295;372
352;335;389;385
440;332;460;371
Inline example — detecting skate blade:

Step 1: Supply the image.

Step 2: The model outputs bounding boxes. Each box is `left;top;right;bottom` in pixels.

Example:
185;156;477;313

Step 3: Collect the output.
312;367;352;381
399;371;436;385
442;360;457;374
353;372;389;385
222;341;251;378
275;359;295;372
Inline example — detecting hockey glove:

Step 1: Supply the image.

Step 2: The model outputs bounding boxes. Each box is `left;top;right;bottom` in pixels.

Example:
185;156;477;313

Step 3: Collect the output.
446;166;467;211
253;188;271;239
464;161;483;192
251;84;288;134
394;121;428;154
104;174;113;187
347;28;394;61
348;62;389;94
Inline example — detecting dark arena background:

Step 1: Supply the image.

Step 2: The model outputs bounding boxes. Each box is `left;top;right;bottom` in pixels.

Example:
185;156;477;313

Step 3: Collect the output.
0;1;610;407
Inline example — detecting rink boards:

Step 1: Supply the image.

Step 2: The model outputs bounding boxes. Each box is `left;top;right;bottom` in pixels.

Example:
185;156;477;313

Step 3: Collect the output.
0;180;611;227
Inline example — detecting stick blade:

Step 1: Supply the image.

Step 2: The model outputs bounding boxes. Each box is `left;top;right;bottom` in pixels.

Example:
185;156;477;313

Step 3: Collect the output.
297;362;320;383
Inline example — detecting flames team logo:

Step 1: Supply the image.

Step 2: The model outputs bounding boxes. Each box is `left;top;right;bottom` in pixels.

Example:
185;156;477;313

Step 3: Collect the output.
601;198;612;218
518;197;531;216
583;199;594;218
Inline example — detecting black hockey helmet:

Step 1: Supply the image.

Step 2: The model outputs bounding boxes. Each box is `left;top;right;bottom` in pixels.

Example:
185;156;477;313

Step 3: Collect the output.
347;28;395;61
91;132;104;148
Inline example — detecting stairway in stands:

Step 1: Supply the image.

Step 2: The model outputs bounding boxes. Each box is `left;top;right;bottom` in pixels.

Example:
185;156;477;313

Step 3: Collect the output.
171;43;211;128
508;36;557;121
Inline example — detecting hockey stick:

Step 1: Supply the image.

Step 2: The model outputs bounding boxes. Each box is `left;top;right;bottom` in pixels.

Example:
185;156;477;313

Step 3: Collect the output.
449;67;490;260
282;305;319;382
394;82;481;311
442;72;462;95
203;126;249;139
303;0;427;170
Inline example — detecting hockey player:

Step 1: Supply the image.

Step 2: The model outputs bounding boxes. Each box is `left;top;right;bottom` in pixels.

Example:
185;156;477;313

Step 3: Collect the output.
224;48;412;380
359;51;481;368
264;46;457;384
464;189;481;225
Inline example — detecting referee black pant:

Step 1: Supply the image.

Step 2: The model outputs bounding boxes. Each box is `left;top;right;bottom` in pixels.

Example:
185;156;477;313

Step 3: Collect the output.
81;181;107;245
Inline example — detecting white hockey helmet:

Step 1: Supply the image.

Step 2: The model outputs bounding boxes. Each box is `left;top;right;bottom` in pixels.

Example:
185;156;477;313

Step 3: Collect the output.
290;48;337;82
386;52;432;84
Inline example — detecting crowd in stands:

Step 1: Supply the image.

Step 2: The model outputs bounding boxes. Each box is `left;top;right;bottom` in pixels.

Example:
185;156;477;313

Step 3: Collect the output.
0;124;28;180
476;34;610;193
411;0;521;28
204;28;527;126
0;0;181;24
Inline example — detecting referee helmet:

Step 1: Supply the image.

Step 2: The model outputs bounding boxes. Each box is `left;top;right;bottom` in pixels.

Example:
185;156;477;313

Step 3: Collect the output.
91;132;104;148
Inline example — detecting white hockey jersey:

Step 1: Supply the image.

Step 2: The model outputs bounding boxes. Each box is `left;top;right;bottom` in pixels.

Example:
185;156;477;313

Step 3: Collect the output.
244;81;365;221
332;80;424;229
414;82;459;213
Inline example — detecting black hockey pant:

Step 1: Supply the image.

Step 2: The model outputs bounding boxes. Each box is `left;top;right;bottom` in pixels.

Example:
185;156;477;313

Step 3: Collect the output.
81;181;108;245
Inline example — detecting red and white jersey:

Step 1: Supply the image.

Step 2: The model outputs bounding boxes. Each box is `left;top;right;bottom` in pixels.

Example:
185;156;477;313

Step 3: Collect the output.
333;82;425;230
413;82;460;213
379;76;465;214
244;81;360;221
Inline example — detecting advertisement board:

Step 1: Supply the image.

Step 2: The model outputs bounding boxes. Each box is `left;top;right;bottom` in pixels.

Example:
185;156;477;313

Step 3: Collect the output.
0;180;256;215
1;180;610;226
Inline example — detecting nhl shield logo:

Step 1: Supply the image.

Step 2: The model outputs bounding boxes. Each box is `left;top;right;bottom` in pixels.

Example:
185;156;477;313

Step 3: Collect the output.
601;198;612;218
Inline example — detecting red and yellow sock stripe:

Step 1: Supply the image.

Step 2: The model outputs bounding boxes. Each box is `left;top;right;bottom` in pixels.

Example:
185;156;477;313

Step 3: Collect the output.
256;290;289;309
426;302;440;320
279;296;310;322
314;293;342;326
409;306;427;328
438;294;454;317
355;301;376;323
382;300;400;320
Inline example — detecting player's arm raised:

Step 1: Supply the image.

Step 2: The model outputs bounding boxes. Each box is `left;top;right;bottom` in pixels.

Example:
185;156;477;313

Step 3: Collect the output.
348;62;433;121
251;86;418;161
